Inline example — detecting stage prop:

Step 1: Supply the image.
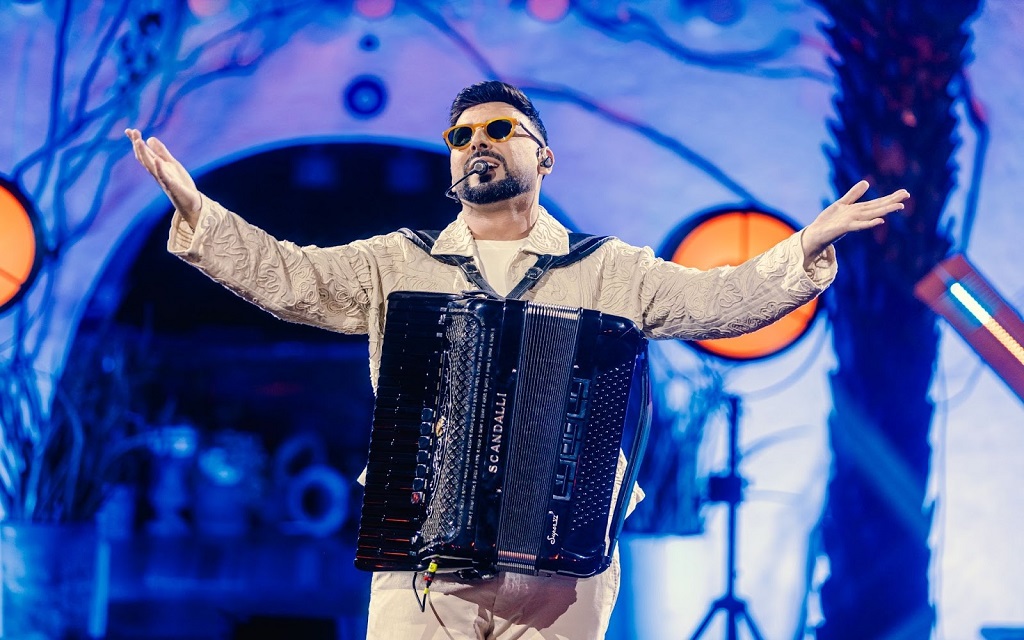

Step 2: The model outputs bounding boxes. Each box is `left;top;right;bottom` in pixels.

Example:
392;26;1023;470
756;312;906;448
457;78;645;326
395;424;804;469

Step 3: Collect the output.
662;207;819;361
0;177;41;314
915;254;1024;403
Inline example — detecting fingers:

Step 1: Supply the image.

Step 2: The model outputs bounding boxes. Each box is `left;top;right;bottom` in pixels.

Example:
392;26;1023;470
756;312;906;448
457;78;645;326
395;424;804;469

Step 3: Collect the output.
874;188;910;205
125;129;141;159
835;184;910;225
126;129;152;168
147;136;175;163
849;196;905;229
811;182;910;248
867;195;906;211
838;180;870;204
125;129;171;180
855;199;903;219
126;129;151;160
839;181;910;207
863;190;909;216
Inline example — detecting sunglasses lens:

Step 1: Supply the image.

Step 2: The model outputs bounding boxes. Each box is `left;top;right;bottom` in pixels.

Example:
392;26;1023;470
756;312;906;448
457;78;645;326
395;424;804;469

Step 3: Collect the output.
448;126;473;148
486;119;515;141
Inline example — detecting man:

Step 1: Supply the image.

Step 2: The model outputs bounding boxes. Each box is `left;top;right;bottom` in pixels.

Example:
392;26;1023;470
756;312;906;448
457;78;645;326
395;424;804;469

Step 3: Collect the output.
126;81;908;640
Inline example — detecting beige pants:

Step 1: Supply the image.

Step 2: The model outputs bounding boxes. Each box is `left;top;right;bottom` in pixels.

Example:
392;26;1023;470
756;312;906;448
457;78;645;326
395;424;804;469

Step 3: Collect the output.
365;554;620;640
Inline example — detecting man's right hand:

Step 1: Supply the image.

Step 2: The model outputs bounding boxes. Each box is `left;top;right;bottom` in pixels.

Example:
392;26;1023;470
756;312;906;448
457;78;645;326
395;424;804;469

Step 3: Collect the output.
125;129;203;229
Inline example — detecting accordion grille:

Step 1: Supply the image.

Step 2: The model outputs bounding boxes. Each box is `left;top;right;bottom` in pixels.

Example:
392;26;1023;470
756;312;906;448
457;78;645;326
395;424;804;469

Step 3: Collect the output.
420;312;482;545
570;363;632;532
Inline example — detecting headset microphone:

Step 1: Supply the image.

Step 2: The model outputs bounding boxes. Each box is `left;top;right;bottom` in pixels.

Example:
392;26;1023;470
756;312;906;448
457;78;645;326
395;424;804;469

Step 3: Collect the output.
445;161;490;201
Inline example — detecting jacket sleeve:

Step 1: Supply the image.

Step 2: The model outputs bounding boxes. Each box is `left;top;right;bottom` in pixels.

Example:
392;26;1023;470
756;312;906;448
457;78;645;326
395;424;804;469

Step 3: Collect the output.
598;231;837;340
166;195;382;336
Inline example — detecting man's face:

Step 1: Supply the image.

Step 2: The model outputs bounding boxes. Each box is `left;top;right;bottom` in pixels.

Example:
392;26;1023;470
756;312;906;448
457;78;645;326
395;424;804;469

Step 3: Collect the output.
448;102;545;205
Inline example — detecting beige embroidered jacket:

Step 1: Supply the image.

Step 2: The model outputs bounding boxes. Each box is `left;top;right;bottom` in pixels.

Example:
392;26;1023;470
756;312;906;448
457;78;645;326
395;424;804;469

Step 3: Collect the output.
168;197;837;512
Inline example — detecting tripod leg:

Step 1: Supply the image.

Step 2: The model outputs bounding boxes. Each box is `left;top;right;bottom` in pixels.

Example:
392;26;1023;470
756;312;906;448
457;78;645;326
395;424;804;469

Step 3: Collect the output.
689;601;723;640
737;604;765;640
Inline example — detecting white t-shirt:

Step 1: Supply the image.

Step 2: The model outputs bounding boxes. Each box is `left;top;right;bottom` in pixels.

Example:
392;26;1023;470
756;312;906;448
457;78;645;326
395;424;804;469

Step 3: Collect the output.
474;238;528;296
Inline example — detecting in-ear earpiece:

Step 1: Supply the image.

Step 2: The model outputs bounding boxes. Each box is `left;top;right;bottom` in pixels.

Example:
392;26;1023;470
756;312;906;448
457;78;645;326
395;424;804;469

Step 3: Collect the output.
537;147;553;169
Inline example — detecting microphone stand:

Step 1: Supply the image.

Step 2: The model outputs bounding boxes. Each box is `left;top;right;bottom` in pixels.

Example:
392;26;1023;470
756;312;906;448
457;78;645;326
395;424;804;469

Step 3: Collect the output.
688;394;765;640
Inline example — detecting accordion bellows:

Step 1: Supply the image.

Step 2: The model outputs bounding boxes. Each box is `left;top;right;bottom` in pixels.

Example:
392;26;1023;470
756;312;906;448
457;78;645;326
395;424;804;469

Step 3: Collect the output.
356;292;649;578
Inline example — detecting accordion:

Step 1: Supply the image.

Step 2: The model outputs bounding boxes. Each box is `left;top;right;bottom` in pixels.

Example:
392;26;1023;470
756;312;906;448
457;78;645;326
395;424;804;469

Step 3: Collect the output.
355;292;650;578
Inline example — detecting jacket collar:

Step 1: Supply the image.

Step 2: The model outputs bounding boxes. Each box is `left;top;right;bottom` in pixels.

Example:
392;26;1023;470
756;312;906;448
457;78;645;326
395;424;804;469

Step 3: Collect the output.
431;206;570;258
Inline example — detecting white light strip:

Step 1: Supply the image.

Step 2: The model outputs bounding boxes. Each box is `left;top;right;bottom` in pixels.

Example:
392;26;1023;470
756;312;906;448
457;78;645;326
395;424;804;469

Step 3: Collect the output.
949;283;992;323
950;282;1024;366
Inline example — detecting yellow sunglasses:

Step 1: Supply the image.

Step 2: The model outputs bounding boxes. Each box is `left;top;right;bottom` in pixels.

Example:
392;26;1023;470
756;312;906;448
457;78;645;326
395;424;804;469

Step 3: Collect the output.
442;117;544;150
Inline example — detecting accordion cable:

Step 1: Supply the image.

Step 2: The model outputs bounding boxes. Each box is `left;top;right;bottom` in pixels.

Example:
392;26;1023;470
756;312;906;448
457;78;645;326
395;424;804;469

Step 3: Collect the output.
414;559;441;612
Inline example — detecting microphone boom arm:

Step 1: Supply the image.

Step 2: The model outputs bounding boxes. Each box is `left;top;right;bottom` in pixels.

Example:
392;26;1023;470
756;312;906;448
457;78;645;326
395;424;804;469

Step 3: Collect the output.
445;161;490;201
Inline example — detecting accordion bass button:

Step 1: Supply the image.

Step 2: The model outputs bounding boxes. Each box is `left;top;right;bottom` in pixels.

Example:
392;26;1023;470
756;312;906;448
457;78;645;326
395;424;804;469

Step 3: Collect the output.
420;422;433;435
416;464;429;477
417;451;430;464
421;408;435;421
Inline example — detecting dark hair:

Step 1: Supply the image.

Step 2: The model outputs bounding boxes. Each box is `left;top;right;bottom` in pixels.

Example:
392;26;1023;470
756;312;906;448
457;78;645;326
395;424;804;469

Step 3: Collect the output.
449;81;548;145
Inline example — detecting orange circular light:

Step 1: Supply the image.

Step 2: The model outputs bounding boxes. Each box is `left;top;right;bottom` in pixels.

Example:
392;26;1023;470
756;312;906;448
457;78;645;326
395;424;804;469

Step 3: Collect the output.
667;208;818;361
0;177;41;313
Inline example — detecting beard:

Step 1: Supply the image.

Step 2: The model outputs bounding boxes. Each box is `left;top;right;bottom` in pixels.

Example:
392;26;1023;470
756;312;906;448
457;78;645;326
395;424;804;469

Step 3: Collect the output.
459;166;531;205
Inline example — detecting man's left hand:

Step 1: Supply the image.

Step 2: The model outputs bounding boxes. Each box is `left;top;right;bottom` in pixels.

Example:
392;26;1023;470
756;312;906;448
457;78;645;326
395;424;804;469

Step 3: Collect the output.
802;180;910;264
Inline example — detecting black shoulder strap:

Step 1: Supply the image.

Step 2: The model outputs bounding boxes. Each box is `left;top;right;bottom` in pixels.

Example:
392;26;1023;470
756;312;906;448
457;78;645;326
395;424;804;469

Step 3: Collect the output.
556;232;615;268
504;233;614;299
399;228;441;256
399;228;498;296
399;228;613;300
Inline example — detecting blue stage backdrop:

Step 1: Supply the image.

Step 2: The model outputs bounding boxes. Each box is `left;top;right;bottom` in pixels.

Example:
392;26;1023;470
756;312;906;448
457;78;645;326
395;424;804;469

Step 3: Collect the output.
1;2;1022;639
